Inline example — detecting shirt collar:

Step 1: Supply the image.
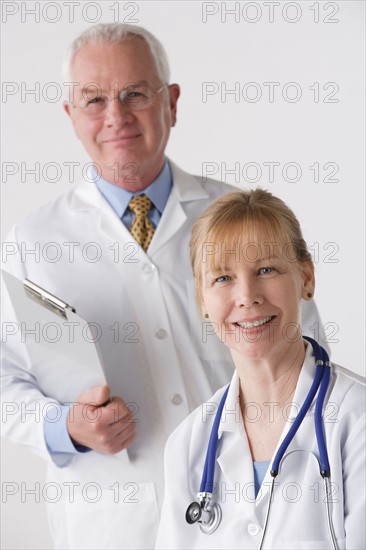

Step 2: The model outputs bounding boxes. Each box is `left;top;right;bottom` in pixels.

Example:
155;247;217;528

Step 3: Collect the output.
93;159;172;218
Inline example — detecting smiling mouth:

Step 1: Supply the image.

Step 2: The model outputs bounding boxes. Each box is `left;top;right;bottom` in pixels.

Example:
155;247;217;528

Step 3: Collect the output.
104;134;140;143
235;316;275;329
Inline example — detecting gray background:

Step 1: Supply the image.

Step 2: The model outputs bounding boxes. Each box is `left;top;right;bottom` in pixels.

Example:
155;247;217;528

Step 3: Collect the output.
1;1;365;548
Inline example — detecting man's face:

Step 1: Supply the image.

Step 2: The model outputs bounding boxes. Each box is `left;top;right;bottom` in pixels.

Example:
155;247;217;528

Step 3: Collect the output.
64;38;180;190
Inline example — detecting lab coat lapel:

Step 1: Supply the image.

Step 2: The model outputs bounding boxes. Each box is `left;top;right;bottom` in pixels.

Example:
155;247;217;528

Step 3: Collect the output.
147;184;186;255
216;373;258;515
70;171;134;245
148;161;209;255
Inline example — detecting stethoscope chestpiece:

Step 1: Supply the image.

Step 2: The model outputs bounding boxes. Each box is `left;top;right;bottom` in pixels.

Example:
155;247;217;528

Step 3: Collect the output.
186;501;202;524
185;494;222;535
198;502;222;535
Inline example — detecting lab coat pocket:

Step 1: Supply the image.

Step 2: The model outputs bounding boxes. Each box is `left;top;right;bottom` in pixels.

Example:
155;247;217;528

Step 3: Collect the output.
65;481;159;549
282;540;346;550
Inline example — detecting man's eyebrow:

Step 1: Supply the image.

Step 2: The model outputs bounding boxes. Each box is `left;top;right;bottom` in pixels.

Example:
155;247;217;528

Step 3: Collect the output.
80;80;150;94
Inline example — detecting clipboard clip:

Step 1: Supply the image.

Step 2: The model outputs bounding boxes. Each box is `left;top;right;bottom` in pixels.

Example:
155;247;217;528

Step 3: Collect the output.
23;279;76;320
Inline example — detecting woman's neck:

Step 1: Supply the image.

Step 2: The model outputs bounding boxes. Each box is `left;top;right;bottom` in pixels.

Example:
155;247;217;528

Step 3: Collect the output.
234;341;307;461
235;341;306;407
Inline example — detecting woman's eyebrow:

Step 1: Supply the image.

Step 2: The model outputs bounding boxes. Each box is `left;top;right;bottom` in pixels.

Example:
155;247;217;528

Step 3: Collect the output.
204;266;233;276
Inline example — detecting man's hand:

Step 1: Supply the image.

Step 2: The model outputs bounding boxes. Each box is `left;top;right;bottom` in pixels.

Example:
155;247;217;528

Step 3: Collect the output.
67;385;136;454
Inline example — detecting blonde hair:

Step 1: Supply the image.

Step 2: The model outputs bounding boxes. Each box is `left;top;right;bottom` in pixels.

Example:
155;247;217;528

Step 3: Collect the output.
189;189;312;302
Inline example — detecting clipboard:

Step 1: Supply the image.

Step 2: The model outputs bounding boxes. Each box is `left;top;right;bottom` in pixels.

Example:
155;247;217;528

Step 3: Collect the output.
2;270;108;404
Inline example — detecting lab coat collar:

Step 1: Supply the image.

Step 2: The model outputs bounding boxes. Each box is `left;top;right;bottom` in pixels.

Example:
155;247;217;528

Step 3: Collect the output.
148;160;210;254
69;160;210;255
217;371;241;436
61;160;207;260
70;159;210;211
168;160;210;202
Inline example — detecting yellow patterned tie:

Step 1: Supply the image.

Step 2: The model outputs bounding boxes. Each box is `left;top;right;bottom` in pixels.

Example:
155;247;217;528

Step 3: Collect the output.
128;194;155;252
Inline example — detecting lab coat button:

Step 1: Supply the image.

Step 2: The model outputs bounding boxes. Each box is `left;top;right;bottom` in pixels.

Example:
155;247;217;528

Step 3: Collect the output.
155;329;167;339
247;523;260;536
170;394;183;405
142;263;155;274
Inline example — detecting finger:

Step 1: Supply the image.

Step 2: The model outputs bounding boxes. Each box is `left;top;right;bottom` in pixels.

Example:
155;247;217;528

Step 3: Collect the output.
76;384;111;406
99;422;136;454
105;415;137;441
116;426;136;450
117;418;136;436
104;399;135;424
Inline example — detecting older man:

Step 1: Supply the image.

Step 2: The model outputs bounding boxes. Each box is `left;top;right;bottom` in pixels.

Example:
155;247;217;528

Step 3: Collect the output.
1;23;325;549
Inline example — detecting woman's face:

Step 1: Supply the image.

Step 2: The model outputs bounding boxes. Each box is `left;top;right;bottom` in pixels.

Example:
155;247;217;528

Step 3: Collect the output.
201;239;314;363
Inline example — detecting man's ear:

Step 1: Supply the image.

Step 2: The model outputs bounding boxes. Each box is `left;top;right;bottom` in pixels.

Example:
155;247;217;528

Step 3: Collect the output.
63;100;80;138
63;100;72;118
168;84;180;127
301;260;315;300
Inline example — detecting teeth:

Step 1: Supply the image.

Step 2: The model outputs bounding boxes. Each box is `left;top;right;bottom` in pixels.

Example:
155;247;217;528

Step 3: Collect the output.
237;316;272;329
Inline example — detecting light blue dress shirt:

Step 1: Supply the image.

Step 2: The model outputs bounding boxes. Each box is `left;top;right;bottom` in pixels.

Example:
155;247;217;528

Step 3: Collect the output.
253;460;271;497
44;160;173;455
95;159;172;228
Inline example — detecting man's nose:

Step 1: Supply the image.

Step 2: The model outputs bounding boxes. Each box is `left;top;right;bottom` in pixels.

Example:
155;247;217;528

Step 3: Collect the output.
104;98;134;127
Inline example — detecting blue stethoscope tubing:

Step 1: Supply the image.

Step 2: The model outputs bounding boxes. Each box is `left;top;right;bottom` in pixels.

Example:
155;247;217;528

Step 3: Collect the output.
186;336;339;549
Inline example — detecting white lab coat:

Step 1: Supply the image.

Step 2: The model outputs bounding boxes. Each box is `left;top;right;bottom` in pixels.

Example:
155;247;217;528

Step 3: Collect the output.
156;344;366;550
1;161;326;549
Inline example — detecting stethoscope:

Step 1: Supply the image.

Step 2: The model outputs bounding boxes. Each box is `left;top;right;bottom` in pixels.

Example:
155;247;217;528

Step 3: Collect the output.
185;336;339;550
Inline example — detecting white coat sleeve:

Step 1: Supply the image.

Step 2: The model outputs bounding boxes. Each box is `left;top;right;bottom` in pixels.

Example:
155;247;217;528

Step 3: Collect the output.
1;225;73;467
342;412;366;548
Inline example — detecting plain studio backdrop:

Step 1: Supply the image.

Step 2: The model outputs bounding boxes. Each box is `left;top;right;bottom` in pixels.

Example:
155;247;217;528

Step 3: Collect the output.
1;1;364;548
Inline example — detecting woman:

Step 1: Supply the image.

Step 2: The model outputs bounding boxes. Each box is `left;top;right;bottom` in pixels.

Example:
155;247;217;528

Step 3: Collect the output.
156;190;365;549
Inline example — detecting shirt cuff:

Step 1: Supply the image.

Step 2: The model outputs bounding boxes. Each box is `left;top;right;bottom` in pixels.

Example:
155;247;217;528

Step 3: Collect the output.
43;405;90;455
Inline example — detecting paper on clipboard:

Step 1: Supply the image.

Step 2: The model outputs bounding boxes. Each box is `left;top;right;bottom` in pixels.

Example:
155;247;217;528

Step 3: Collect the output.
2;270;108;404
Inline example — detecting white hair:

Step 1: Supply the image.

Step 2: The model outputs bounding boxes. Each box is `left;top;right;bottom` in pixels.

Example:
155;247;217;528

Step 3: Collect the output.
62;23;170;84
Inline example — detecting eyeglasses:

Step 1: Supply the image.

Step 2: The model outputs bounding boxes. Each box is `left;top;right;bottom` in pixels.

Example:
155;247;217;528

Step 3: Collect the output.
72;84;167;118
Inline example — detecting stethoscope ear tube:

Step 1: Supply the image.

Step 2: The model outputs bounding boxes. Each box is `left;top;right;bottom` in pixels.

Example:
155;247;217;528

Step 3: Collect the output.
312;338;331;477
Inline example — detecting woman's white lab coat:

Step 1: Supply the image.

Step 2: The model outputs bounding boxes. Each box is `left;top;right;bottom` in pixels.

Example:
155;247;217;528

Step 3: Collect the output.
156;345;366;549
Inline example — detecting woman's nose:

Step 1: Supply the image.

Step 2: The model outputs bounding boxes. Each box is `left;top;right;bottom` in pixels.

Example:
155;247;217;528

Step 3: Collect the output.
234;279;263;308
